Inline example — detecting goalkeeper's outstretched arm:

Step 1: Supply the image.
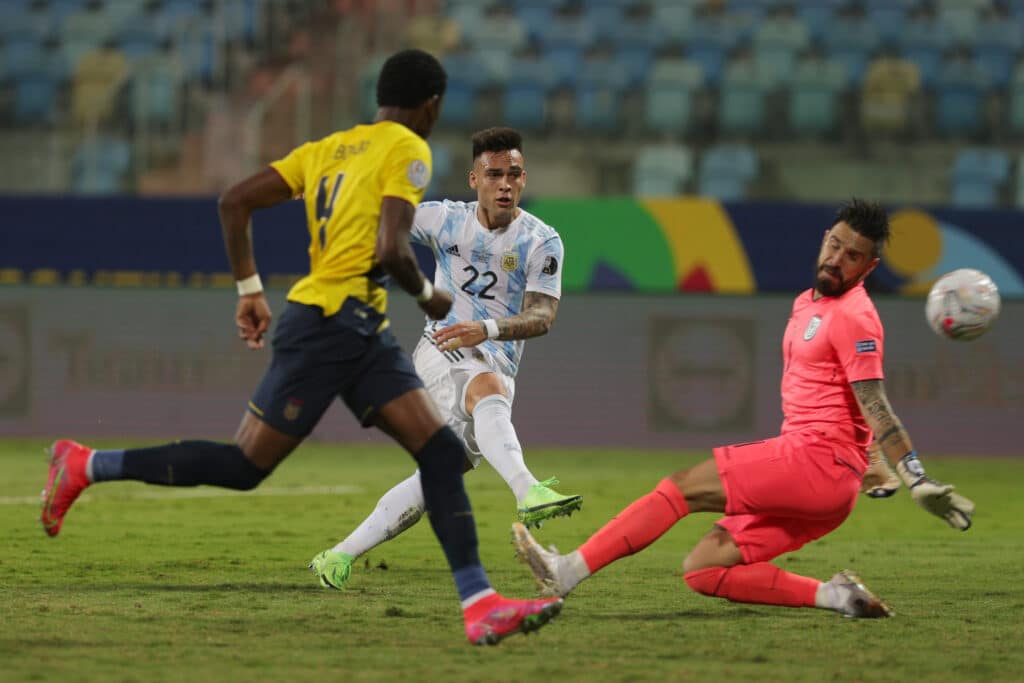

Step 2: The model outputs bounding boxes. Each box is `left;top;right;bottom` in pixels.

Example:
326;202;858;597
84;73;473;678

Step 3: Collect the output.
851;379;975;531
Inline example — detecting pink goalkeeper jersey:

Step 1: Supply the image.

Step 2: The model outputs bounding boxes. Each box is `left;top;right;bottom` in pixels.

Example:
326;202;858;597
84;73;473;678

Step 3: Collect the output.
780;282;884;450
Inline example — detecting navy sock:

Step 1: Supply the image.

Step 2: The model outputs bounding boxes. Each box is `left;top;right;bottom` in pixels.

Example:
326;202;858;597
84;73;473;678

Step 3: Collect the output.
90;449;126;482
118;441;270;490
414;427;491;601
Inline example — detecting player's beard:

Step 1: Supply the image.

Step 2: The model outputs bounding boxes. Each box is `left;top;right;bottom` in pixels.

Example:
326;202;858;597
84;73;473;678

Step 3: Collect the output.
815;264;846;297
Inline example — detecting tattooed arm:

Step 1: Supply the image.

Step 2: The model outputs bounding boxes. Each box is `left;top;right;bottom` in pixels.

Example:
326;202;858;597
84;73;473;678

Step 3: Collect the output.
850;380;914;463
431;291;560;351
495;291;559;340
851;379;975;530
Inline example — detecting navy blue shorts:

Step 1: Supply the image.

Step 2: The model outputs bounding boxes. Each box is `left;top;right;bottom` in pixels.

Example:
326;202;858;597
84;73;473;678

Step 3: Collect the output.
248;298;424;437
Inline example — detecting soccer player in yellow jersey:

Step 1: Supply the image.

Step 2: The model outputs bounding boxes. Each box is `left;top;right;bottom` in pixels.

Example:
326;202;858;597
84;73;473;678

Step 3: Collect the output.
39;49;562;646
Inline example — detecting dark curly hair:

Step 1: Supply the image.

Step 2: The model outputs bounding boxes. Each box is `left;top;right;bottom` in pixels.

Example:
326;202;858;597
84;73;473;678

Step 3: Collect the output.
835;198;890;257
376;49;447;108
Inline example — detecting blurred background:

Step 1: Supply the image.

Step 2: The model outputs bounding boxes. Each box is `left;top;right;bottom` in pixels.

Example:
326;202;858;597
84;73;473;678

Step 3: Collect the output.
1;0;1024;204
0;0;1021;455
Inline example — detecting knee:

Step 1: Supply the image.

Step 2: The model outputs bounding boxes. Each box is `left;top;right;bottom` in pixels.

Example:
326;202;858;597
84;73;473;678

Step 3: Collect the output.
683;566;726;597
414;427;464;478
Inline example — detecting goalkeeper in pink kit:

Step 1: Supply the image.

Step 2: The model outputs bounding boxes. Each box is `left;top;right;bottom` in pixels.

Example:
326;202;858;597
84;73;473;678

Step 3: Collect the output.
514;199;975;617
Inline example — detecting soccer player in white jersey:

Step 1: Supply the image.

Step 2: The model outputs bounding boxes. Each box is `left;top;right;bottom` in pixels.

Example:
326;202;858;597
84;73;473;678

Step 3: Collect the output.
310;127;582;590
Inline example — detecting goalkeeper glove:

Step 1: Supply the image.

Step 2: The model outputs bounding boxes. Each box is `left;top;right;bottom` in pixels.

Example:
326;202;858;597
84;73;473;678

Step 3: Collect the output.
896;451;975;531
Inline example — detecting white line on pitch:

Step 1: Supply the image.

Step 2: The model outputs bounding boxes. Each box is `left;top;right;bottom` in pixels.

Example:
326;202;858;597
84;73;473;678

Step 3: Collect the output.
0;484;363;506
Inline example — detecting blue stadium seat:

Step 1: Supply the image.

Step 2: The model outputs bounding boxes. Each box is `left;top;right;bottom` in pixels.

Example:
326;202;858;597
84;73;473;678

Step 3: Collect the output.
513;5;551;43
439;79;479;128
616;46;654;89
541;45;582;89
3;37;44;80
698;144;759;201
684;46;727;87
117;27;162;60
934;57;990;136
643;58;703;134
574;48;630;132
718;59;767;135
651;4;693;46
823;12;881;86
69;136;132;194
789;58;848;135
867;5;907;47
950;147;1010;208
131;59;183;126
1009;67;1024;137
502;81;548;131
14;72;60;124
632;144;693;196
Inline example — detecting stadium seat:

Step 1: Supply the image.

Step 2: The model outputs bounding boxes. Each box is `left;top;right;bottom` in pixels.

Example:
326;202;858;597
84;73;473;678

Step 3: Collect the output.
14;72;60;124
541;45;582;89
651;4;693;46
950;147;1010;207
131;58;184;127
632;144;693;196
69;136;132;193
1009;66;1024;137
697;143;759;201
718;54;768;135
616;45;655;89
502;81;548;131
934;53;990;136
643;58;703;135
823;7;881;86
753;6;810;86
574;51;629;133
789;55;848;136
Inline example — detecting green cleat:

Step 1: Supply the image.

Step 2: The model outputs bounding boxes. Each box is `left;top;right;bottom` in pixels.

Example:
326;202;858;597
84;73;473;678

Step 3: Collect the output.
517;477;583;529
309;550;354;590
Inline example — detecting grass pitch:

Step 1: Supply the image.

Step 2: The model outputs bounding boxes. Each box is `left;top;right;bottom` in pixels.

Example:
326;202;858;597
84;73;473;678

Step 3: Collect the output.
1;439;1022;682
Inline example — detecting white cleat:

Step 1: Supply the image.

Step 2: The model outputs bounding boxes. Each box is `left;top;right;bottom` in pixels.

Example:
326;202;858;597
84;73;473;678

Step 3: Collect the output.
511;522;576;598
829;569;893;618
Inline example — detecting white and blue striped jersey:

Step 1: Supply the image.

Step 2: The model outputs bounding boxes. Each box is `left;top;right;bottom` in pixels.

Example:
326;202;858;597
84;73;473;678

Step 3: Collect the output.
410;199;563;377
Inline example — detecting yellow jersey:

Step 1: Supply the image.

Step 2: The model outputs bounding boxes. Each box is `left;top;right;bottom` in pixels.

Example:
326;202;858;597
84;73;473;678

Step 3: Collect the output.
270;121;433;316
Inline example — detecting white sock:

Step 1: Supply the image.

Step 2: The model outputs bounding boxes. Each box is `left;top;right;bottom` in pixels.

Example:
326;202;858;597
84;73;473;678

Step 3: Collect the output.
564;550;592;589
471;394;537;502
814;579;843;611
335;470;425;558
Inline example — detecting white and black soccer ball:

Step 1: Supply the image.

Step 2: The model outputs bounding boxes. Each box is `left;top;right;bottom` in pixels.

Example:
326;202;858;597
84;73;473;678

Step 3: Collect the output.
925;268;1001;341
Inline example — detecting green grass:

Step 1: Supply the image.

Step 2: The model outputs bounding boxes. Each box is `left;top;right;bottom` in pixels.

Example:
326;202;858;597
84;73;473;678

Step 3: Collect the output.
2;439;1022;682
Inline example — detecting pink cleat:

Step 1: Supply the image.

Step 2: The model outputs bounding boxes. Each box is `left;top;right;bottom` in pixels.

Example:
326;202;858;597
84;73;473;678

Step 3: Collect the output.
464;594;563;646
40;439;93;537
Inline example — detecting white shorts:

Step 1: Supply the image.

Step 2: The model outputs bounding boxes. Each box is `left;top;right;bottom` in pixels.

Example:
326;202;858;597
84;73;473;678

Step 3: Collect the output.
412;333;516;467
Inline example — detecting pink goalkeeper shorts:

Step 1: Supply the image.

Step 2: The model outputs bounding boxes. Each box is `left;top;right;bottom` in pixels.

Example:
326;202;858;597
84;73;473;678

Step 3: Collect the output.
713;429;867;564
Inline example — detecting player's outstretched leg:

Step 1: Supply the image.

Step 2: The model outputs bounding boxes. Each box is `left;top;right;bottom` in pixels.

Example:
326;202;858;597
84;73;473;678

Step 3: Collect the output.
465;595;563;645
40;440;93;537
517;477;583;529
512;522;586;598
819;570;893;618
472;394;583;527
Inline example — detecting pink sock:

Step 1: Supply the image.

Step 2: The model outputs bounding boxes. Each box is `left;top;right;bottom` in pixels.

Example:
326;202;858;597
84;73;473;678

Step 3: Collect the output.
578;478;689;573
684;564;819;608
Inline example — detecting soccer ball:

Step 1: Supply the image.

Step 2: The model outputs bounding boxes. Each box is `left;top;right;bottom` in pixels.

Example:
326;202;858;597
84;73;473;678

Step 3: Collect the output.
925;268;1001;341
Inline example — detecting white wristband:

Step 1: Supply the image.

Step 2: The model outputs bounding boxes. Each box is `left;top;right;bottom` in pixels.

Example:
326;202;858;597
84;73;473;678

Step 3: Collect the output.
483;318;499;339
236;274;263;296
415;277;433;303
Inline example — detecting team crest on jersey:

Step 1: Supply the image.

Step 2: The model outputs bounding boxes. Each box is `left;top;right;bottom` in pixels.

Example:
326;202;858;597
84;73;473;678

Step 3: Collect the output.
406;159;430;189
803;315;822;341
501;251;519;272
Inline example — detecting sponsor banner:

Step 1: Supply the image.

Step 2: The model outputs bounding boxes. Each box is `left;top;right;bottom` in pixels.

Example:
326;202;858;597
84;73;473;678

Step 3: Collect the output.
0;288;1020;456
3;196;1022;295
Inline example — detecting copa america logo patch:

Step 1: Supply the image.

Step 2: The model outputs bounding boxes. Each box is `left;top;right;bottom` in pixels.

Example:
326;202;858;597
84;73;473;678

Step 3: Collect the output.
855;339;877;353
406;159;430;189
803;315;822;341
